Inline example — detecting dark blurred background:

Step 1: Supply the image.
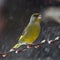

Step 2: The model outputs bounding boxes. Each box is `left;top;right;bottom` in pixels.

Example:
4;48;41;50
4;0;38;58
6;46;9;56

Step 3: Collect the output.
0;0;60;60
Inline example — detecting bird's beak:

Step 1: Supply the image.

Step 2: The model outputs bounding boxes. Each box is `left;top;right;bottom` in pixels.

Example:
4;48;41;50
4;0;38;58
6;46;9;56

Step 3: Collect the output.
38;15;42;19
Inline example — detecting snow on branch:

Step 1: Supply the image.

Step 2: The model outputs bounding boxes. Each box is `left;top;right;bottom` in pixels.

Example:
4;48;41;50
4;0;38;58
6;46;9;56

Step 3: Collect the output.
0;36;60;58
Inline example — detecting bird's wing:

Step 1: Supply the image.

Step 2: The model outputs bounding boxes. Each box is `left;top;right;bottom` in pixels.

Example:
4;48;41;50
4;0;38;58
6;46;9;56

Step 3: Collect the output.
21;23;31;35
18;23;34;42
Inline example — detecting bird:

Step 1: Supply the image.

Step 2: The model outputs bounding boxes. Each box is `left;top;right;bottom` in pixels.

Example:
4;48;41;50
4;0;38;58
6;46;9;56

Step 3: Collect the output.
9;13;42;52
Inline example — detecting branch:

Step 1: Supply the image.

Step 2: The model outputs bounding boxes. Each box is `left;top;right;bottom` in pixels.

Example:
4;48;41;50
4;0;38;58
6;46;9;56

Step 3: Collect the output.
0;36;60;58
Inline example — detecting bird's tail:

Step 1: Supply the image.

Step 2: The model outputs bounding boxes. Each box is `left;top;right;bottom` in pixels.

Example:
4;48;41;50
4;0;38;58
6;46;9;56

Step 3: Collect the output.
13;43;21;49
9;43;21;52
9;35;23;52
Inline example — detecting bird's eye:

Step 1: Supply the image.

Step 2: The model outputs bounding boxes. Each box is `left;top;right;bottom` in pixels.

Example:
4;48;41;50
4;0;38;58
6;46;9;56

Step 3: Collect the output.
34;15;39;17
33;13;39;17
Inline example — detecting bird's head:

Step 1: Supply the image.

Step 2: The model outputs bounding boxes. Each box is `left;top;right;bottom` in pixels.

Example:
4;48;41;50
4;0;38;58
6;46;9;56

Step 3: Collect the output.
30;13;42;23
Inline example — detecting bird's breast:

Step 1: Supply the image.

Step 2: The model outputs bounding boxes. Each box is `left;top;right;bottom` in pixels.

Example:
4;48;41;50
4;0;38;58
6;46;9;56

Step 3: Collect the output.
22;23;40;44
